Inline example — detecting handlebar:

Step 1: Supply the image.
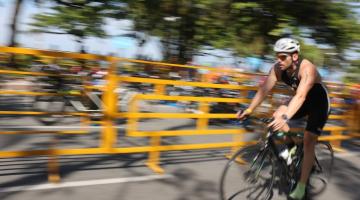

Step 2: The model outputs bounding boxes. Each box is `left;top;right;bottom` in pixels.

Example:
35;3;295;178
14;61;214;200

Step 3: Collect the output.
236;115;273;132
244;116;273;124
240;115;303;138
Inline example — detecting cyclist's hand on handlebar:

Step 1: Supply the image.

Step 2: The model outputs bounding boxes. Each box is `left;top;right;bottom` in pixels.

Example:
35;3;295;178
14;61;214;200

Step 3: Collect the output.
268;116;289;132
236;109;252;120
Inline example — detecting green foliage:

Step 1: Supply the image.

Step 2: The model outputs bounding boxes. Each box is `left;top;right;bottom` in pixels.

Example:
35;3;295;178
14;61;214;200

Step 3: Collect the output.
30;0;120;51
27;0;359;66
119;0;360;64
300;43;324;66
343;59;360;83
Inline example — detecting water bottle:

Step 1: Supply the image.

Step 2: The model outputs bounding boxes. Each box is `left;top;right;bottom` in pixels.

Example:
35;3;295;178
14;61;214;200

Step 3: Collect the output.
280;145;297;165
280;148;290;160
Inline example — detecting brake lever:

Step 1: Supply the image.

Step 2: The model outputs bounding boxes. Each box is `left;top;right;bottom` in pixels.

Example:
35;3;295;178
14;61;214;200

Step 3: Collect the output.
239;117;254;131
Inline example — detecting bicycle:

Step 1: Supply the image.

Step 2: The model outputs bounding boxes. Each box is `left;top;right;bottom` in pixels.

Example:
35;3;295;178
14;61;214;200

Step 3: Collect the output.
31;64;103;125
219;116;334;200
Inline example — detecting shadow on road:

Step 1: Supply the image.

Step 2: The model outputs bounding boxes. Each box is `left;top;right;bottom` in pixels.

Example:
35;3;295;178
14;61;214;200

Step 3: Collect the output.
159;167;219;200
330;154;360;200
0;122;358;200
0;153;147;199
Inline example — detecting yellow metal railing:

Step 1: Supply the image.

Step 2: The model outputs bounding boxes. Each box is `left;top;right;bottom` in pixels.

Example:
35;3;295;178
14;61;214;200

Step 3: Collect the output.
0;46;359;180
113;73;359;172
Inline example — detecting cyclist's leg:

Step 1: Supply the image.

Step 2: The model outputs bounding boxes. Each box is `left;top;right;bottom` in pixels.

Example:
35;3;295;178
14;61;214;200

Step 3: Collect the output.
300;130;318;184
289;130;317;199
300;93;329;185
291;101;328;199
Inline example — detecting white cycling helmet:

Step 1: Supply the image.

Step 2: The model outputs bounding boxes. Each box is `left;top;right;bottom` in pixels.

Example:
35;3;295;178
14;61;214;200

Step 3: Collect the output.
273;38;300;53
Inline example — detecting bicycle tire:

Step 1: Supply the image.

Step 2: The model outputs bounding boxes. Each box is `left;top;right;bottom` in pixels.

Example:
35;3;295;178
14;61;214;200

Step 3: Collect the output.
220;143;275;200
308;141;334;196
33;95;66;125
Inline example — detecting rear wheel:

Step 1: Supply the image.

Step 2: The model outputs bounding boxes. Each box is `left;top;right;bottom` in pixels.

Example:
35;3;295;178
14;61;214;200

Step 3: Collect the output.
220;143;275;200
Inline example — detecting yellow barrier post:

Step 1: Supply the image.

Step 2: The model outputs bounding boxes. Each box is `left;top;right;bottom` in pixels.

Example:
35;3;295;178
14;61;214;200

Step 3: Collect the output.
48;137;60;183
328;90;351;152
146;83;165;174
351;100;360;135
329;130;346;152
101;58;118;152
196;102;209;129
45;57;62;180
226;133;247;164
225;89;251;163
147;136;164;174
227;90;250;158
81;75;92;128
127;97;139;135
154;84;165;95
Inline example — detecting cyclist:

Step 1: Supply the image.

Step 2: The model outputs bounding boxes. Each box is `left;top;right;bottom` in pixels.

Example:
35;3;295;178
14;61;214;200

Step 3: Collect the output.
237;38;330;200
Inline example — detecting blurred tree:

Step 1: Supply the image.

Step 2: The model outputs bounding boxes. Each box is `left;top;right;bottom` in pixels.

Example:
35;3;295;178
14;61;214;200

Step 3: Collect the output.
8;0;96;47
8;0;23;47
7;0;113;67
299;42;324;66
119;0;359;65
344;59;360;83
29;0;122;52
114;0;228;63
210;0;360;60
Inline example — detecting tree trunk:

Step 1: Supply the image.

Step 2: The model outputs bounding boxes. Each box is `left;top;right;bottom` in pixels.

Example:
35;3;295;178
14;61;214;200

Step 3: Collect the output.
177;42;188;64
8;0;23;47
8;0;23;68
75;37;85;53
76;37;86;68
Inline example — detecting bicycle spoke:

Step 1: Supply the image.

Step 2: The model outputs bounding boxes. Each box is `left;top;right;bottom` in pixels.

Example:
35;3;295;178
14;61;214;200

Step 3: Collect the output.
220;144;274;200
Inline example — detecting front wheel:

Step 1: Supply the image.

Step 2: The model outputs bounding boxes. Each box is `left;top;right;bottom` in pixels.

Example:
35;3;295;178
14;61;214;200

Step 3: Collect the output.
220;143;275;200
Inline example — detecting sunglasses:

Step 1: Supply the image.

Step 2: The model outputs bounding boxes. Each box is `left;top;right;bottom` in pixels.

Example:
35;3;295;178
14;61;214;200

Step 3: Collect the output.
276;54;291;61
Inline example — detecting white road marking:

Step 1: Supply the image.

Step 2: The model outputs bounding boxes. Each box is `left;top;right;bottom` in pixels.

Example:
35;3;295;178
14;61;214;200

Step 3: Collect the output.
316;152;360;161
334;151;360;158
0;174;174;193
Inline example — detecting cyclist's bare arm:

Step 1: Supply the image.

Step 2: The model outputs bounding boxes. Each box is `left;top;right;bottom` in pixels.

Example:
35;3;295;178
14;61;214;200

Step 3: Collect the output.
284;60;317;119
238;66;278;119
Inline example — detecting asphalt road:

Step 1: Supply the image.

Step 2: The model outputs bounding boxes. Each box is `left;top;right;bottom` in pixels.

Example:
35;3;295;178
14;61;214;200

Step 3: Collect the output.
0;145;359;200
0;104;359;200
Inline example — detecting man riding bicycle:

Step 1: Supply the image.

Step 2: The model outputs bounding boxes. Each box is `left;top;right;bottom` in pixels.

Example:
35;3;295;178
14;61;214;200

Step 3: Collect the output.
237;38;330;200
